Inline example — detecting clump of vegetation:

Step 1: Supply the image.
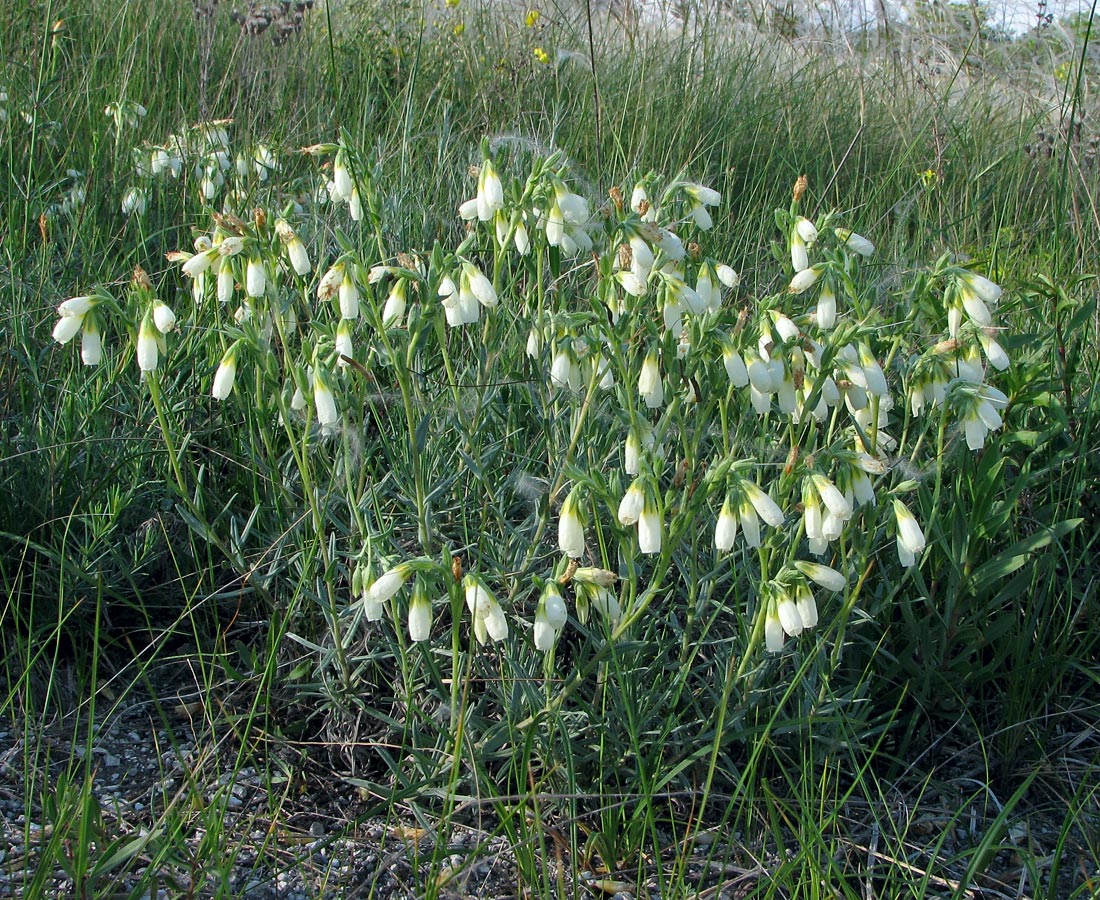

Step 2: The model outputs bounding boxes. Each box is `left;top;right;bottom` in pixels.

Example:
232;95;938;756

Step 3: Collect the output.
1;0;1098;896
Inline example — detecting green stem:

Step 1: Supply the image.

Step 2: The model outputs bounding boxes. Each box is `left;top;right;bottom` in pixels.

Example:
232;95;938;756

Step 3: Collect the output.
146;373;187;496
271;316;353;687
506;361;603;601
375;319;432;552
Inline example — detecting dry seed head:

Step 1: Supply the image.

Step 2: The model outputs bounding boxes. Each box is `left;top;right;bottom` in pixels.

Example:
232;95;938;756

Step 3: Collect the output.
637;198;651;216
617;243;633;271
38;214;49;244
132;266;153;291
793;175;808;203
467;164;480;179
790;346;805;373
213;211;247;235
451;555;463;582
609;186;624;213
783;446;799;476
253;207;267;230
672;457;691;488
561;557;579;584
687;242;702;262
573;566;618;587
933;338;960;354
275;219;295;243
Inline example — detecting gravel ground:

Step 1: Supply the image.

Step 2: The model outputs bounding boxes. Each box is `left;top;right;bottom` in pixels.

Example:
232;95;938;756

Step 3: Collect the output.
0;681;537;899
0;679;751;900
1;671;1094;899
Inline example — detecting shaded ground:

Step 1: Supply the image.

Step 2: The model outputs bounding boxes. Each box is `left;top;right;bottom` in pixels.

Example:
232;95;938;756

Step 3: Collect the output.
0;667;1096;899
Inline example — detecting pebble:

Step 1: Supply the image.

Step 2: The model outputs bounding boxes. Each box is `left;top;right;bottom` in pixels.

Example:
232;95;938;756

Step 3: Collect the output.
0;700;550;900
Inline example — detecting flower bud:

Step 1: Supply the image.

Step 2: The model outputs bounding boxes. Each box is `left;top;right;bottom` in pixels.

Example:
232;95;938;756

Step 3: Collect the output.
714;496;738;552
152;301;177;335
795;217;818;244
765;609;785;653
382;279;407;326
58;296;95;318
742;480;784;528
835;229;874;256
789;265;823;294
794;582;818;628
339;271;360;319
638;493;662;555
793;561;847;592
313;366;338;428
246;258;266;298
136;313;159;373
534;583;568;651
53;313;85;345
212;347;238;399
776;594;804;637
80;318;102;366
638;350;663;409
791;231;809;273
408;581;433;642
558;488;586;559
275;219;310;275
217;257;235;304
617;480;645;526
892;499;927;568
369;562;414;605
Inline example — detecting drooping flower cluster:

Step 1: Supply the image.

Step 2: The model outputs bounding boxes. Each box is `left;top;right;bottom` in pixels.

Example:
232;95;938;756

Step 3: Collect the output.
352;558;438;642
355;161;1009;656
906;267;1012;450
52;125;1019;669
763;562;847;652
51;294;103;366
